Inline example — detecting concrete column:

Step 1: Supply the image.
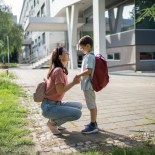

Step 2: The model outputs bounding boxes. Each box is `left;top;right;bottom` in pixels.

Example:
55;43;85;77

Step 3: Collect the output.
114;5;124;33
66;5;78;69
46;0;51;16
108;8;115;34
93;0;106;58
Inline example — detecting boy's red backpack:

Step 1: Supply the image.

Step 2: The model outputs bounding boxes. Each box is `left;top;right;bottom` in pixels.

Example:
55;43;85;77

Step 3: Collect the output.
91;54;109;92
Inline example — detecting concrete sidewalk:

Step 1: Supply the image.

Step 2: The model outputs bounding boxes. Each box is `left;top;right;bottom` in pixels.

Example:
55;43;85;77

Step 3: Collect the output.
11;66;155;154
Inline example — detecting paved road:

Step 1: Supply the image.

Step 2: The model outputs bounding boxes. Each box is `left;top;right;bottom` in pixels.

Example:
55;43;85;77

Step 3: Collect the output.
9;66;155;154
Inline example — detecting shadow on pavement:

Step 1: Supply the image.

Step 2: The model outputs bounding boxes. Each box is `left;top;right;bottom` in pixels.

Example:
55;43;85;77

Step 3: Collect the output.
57;128;141;147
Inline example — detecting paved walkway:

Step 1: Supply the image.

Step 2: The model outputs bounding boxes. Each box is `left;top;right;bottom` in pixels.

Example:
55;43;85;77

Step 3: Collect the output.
9;66;155;154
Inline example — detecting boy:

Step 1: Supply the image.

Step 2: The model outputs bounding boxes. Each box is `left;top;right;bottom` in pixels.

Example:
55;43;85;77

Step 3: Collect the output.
76;35;98;134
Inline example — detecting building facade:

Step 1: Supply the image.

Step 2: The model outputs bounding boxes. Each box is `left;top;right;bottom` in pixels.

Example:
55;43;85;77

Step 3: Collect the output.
19;0;67;64
19;0;155;71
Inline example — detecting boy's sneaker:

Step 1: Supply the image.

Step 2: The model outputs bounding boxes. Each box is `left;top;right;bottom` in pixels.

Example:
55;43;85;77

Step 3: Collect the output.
81;124;99;134
85;122;98;129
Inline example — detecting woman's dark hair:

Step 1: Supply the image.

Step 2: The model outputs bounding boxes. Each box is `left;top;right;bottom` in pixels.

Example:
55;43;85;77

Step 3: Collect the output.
51;47;68;75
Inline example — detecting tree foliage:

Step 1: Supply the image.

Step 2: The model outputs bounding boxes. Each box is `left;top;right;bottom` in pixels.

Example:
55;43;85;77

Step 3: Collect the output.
0;3;23;62
136;0;155;29
136;3;155;23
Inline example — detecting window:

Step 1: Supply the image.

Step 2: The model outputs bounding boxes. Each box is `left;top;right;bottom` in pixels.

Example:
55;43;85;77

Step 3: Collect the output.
34;0;36;7
140;52;155;60
107;54;113;60
153;53;155;59
38;36;41;46
37;11;40;17
41;3;45;17
42;33;45;44
35;39;37;44
114;53;120;60
107;53;120;61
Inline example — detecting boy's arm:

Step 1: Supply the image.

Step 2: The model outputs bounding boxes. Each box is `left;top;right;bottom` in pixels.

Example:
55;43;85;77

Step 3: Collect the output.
77;68;92;78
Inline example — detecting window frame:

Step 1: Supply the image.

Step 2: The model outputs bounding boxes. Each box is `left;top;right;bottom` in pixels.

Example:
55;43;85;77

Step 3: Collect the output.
140;52;155;61
107;53;121;61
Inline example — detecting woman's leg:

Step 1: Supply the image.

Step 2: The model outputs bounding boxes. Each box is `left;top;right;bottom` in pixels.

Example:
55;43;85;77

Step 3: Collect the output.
43;105;82;126
47;120;61;135
41;100;62;135
61;101;82;110
41;100;82;127
50;101;82;130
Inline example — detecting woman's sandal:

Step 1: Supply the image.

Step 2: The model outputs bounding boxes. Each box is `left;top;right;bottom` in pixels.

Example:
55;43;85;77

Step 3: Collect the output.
47;120;61;135
58;126;66;130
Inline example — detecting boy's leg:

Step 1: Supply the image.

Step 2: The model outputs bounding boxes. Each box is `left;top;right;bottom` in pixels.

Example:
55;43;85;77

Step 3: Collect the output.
90;107;97;123
82;90;98;134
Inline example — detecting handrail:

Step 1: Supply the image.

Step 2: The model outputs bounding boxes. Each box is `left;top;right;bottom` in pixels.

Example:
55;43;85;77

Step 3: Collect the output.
22;41;68;64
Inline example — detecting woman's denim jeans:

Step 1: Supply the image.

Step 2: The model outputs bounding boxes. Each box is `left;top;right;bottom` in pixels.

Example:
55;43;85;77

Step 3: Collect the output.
41;99;82;126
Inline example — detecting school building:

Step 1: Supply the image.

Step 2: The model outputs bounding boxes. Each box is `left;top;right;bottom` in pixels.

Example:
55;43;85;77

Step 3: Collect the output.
19;0;155;71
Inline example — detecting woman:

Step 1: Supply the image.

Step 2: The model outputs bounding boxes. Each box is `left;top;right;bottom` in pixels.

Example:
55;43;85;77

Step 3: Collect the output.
41;47;82;135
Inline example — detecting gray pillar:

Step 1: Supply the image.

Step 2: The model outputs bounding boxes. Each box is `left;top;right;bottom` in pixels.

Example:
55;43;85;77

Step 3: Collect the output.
108;8;115;34
46;0;51;16
114;5;124;33
66;5;78;69
93;0;106;58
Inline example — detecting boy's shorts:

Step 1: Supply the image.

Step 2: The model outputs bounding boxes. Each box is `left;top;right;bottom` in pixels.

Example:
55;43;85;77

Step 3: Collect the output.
83;89;96;109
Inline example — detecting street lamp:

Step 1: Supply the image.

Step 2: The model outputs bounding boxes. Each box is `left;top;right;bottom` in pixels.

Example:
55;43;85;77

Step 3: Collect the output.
6;36;10;75
7;36;10;65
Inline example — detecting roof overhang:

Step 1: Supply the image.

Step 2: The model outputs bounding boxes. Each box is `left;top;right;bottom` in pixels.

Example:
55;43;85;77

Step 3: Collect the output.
24;17;85;32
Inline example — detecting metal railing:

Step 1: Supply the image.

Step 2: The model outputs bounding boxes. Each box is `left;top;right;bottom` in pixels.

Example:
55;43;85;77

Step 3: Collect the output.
21;41;68;64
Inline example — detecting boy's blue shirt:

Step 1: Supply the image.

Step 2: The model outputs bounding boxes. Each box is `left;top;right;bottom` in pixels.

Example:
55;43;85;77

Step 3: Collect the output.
80;51;95;90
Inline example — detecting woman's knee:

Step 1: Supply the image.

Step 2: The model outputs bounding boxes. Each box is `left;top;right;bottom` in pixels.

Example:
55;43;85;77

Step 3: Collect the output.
74;110;82;120
75;102;82;110
79;102;82;110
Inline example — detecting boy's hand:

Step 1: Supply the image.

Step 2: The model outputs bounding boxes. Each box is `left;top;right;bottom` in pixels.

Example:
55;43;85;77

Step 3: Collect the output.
76;74;81;79
72;75;80;84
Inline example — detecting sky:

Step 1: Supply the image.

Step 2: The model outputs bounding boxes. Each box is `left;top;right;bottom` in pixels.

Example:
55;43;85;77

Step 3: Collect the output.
3;0;23;22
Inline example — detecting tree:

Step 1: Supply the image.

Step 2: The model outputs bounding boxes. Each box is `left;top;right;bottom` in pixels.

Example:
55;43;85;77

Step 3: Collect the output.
136;3;155;23
0;4;23;63
135;0;155;29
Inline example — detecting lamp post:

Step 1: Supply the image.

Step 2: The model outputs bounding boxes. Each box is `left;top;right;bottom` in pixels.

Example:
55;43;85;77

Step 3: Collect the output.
6;36;10;75
7;36;10;65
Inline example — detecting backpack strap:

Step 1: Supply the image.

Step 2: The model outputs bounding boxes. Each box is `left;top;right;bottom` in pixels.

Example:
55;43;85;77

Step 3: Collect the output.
88;52;96;79
47;68;55;79
45;68;55;95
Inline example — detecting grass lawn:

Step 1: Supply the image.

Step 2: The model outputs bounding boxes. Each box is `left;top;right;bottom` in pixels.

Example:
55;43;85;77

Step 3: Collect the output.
0;71;35;155
81;145;155;155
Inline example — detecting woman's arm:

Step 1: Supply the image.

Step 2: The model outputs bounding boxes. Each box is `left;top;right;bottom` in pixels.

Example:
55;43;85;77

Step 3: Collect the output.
56;76;80;94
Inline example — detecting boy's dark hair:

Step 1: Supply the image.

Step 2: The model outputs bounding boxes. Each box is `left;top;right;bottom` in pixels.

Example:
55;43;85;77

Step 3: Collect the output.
78;35;93;48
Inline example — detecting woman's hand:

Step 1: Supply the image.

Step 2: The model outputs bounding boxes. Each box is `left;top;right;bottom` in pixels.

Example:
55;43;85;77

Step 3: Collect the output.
56;76;80;95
